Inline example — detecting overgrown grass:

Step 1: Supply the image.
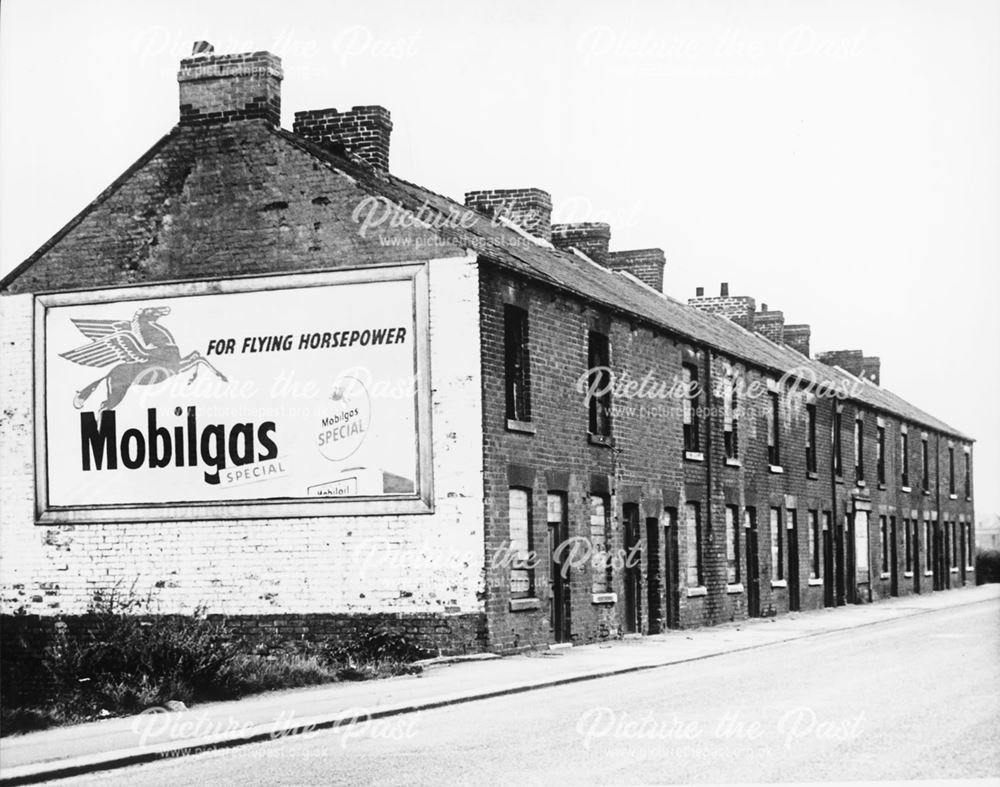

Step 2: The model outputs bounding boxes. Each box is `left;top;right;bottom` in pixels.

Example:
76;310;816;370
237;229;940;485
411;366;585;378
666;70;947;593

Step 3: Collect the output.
1;594;429;736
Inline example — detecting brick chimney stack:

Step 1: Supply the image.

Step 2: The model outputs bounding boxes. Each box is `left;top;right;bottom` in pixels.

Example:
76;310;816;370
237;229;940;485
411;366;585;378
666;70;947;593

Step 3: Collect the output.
465;188;552;241
293;106;393;172
178;44;283;127
755;304;785;344
606;249;666;293
551;222;611;265
783;324;811;357
816;350;881;385
688;284;756;331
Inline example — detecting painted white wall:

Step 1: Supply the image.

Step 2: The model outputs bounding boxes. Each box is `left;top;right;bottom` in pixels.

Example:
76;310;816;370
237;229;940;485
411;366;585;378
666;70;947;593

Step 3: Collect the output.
0;256;485;616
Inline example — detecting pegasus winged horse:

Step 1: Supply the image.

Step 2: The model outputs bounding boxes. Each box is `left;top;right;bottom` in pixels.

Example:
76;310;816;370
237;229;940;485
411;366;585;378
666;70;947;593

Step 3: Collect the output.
61;306;228;412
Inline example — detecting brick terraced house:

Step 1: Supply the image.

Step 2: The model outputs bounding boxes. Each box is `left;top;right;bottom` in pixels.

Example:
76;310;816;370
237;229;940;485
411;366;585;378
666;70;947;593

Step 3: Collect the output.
0;46;976;656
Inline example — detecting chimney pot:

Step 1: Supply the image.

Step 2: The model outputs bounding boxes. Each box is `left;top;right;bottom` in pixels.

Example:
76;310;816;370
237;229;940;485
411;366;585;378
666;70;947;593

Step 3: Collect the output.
761;303;768;312
695;286;704;297
720;282;729;296
191;41;214;56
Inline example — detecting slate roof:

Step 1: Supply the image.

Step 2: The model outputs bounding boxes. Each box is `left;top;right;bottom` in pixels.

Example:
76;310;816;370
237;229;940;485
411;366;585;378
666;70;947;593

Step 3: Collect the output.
0;121;971;441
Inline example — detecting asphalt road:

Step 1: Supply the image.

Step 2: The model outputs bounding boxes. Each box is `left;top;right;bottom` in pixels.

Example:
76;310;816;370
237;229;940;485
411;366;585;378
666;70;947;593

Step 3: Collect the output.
49;599;999;786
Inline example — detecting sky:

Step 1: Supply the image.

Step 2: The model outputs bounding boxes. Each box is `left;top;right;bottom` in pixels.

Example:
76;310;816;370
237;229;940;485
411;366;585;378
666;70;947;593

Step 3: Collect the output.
1;0;998;515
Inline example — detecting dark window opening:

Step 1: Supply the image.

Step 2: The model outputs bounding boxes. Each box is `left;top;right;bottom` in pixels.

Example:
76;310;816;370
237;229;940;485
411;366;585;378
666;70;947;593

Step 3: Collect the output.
876;425;886;484
806;404;817;474
504;305;530;422
587;331;612;437
855;417;865;481
767;390;780;466
833;409;843;477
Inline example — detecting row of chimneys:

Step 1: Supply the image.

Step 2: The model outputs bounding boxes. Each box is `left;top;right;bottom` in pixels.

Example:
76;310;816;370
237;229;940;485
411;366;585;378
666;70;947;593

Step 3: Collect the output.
176;45;875;383
687;283;881;384
176;44;668;291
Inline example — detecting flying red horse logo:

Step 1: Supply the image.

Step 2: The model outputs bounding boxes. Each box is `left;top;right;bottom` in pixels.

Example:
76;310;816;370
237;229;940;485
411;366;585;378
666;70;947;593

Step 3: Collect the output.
61;306;227;412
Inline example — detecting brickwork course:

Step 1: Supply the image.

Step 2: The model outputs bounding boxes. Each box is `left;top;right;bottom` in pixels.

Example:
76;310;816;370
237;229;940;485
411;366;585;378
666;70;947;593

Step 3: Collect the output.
0;45;976;659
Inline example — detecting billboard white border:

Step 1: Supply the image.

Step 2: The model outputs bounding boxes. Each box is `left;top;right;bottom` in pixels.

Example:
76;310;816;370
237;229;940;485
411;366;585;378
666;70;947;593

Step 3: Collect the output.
33;263;435;523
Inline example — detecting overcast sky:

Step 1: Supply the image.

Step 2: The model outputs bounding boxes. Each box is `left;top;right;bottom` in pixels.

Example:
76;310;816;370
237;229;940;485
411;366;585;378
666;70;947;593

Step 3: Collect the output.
2;0;998;515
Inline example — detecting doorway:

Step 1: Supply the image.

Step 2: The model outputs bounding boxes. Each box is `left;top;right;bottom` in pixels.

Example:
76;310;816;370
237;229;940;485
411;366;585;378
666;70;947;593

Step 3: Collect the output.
663;509;680;629
547;493;571;643
787;510;800;612
745;508;761;617
889;516;899;596
623;504;642;634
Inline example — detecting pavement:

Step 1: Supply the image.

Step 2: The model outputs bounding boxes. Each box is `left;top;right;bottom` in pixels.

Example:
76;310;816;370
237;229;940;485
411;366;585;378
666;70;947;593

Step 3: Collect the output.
2;584;997;786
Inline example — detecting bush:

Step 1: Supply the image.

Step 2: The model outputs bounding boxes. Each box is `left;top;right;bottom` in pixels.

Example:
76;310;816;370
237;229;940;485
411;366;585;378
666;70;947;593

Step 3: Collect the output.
1;597;429;736
975;549;1000;584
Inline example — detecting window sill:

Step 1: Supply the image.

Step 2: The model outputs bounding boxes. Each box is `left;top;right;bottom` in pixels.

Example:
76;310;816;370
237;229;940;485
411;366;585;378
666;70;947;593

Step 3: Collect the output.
591;592;617;605
506;419;536;435
948;493;958;500
770;579;787;589
904;571;913;578
769;464;784;474
857;479;867;488
965;497;972;503
901;486;912;493
879;572;890;580
686;586;708;598
684;451;705;462
509;597;541;612
807;471;819;481
588;433;615;448
725;458;742;468
878;483;886;490
966;565;975;571
924;571;933;577
834;476;845;485
808;578;823;586
949;567;958;574
726;583;744;594
922;489;930;496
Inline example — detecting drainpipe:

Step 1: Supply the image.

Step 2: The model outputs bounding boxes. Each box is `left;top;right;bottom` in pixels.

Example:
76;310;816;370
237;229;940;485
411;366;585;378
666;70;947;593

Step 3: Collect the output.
704;349;714;622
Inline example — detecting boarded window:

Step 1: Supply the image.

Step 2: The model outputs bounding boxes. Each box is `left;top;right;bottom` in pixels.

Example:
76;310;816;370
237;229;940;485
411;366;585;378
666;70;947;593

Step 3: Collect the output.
771;507;784;580
590;495;611;592
509;488;533;597
685;501;702;586
682;364;700;452
809;510;820;579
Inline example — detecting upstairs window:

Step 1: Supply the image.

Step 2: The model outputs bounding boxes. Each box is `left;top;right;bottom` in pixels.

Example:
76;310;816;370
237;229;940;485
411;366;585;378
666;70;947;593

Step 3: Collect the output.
921;437;929;492
682;364;701;453
805;403;818;475
504;305;531;422
723;376;739;461
948;446;955;495
855;416;865;482
833;408;843;477
508;488;534;598
965;451;971;500
587;332;612;437
876;425;886;485
901;430;910;487
767;390;780;466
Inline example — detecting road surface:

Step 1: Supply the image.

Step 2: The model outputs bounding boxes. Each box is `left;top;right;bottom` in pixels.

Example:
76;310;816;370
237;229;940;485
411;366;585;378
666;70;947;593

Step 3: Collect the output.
47;599;1000;785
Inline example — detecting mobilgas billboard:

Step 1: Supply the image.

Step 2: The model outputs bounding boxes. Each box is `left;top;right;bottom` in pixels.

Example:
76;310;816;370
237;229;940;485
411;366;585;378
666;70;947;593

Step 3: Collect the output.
34;265;433;522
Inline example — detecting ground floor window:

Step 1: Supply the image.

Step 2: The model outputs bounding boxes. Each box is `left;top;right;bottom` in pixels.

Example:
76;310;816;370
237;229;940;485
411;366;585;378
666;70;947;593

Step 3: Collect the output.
771;507;784;580
726;505;740;584
590;494;611;593
809;510;820;579
686;501;703;586
509;487;534;597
